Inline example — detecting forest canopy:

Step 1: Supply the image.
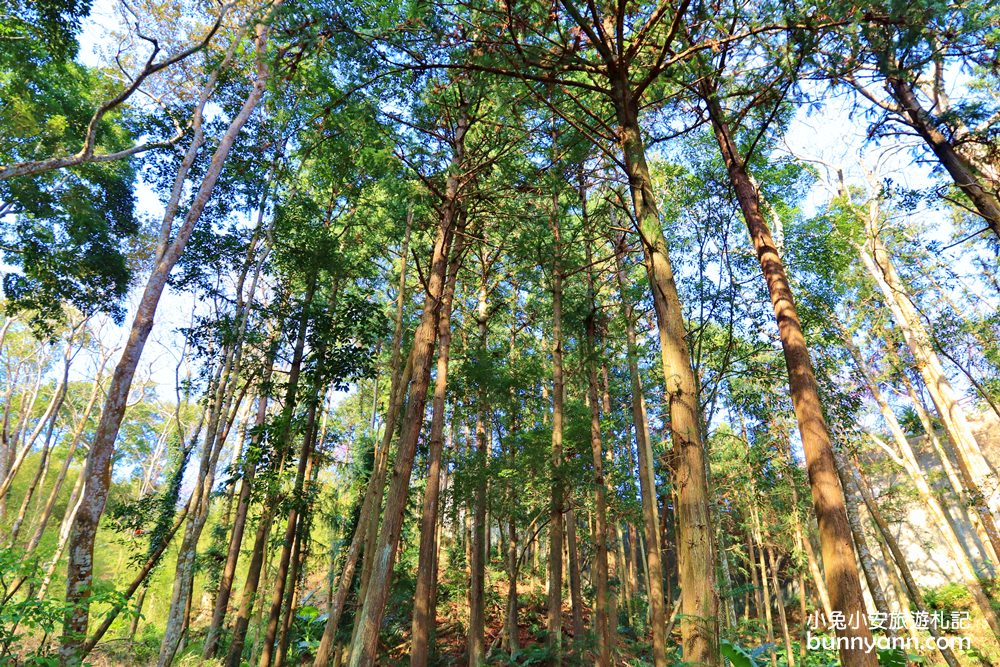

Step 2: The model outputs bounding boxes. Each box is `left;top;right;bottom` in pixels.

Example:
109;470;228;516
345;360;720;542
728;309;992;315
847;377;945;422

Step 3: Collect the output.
0;0;998;666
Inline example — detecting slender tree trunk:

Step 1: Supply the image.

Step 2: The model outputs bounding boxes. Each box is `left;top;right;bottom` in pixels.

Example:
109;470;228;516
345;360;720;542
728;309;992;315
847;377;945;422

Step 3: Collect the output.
128;588;147;643
37;467;85;600
8;333;77;547
313;214;413;667
835;458;890;619
274;413;322;666
346;108;466;666
612;237;668;667
850;191;998;530
868;506;921;645
838;324;1000;632
615;524;633;625
846;454;962;667
0;329;78;504
800;530;833;621
59;25;270;662
470;250;489;667
506;516;519;654
767;548;794;667
582;210;612;665
411;220;465;667
23;357;103;557
225;277;316;667
269;284;341;667
705;95;875;666
750;508;778;667
203;359;275;658
614;80;718;665
547;176;567;661
717;524;738;631
746;529;763;621
900;372;997;563
158;348;241;667
259;372;324;667
885;76;1000;238
565;507;585;644
355;215;415;614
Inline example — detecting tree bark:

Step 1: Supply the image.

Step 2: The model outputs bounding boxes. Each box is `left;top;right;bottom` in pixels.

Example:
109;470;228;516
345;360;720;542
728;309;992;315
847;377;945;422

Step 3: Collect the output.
59;23;271;663
565;506;585;644
202;357;275;658
261;371;324;667
225;276;317;667
767;548;795;667
469;250;489;667
706;94;875;666
614;79;719;666
852;216;1000;552
23;351;107;557
410;219;465;667
582;204;612;665
613;236;668;667
885;76;1000;239
846;454;962;667
346;107;465;666
838;328;1000;638
313;214;413;666
547;173;566;660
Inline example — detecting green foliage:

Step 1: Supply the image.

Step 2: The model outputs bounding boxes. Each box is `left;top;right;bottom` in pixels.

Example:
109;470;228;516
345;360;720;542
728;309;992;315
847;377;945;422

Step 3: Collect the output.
0;0;91;67
923;582;973;614
0;547;71;664
721;638;764;667
0;0;141;333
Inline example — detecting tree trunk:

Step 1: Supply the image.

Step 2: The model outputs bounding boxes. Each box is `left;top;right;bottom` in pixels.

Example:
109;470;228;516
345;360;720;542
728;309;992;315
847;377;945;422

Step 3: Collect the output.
225;277;317;667
59;24;271;662
800;530;833;621
750;507;778;667
313;215;413;666
614;79;718;665
506;517;519;655
346;109;465;666
846;454;962;667
836;461;890;619
7;333;76;547
158;343;243;667
767;548;794;667
24;354;105;557
582;210;612;665
899;372;998;564
565;507;585;645
410;218;465;667
706;94;875;666
717;524;738;631
37;467;85;600
259;371;324;667
837;324;1000;636
547;175;567;660
469;257;489;667
612;236;668;667
885;76;1000;238
849;192;998;535
0;327;78;505
203;359;275;658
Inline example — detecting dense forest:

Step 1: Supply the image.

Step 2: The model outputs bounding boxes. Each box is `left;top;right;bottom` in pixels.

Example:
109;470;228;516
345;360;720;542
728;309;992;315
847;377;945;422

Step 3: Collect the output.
0;0;998;665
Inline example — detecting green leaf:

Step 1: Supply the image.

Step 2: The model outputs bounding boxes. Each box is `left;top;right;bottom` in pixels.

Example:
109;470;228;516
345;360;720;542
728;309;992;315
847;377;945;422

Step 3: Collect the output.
721;639;760;667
